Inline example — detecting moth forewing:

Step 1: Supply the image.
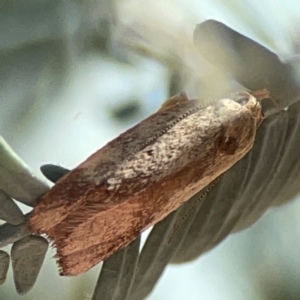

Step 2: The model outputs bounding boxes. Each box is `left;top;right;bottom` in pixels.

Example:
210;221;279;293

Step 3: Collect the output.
29;92;263;276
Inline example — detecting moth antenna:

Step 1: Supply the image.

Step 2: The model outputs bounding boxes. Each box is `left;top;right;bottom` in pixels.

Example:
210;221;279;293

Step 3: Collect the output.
250;88;281;111
167;175;222;244
250;88;270;102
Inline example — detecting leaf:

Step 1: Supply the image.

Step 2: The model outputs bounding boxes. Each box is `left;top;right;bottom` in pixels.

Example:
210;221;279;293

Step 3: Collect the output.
0;136;49;207
92;236;140;300
0;250;9;285
40;164;70;183
11;235;48;294
0;189;25;225
0;216;30;248
193;20;300;112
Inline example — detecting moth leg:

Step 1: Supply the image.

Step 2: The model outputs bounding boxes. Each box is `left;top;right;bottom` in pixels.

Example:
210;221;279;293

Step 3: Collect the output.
157;91;188;112
250;88;281;115
250;89;270;101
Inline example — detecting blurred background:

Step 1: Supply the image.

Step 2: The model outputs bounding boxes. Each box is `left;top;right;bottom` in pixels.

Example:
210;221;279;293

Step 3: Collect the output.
1;0;300;299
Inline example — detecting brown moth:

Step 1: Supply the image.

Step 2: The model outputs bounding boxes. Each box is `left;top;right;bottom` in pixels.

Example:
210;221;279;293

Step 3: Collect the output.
29;91;264;276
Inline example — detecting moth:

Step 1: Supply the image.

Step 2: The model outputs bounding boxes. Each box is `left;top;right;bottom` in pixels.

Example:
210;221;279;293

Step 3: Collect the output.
29;91;264;276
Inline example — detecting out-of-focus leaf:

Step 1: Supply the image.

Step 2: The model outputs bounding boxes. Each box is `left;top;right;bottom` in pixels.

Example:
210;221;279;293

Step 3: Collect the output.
108;100;142;123
92;236;140;300
0;136;49;207
0;189;25;225
194;20;300;115
11;235;48;295
0;250;9;285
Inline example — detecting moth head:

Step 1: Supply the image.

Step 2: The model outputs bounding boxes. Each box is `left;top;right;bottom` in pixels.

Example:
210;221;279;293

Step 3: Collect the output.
232;91;264;128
